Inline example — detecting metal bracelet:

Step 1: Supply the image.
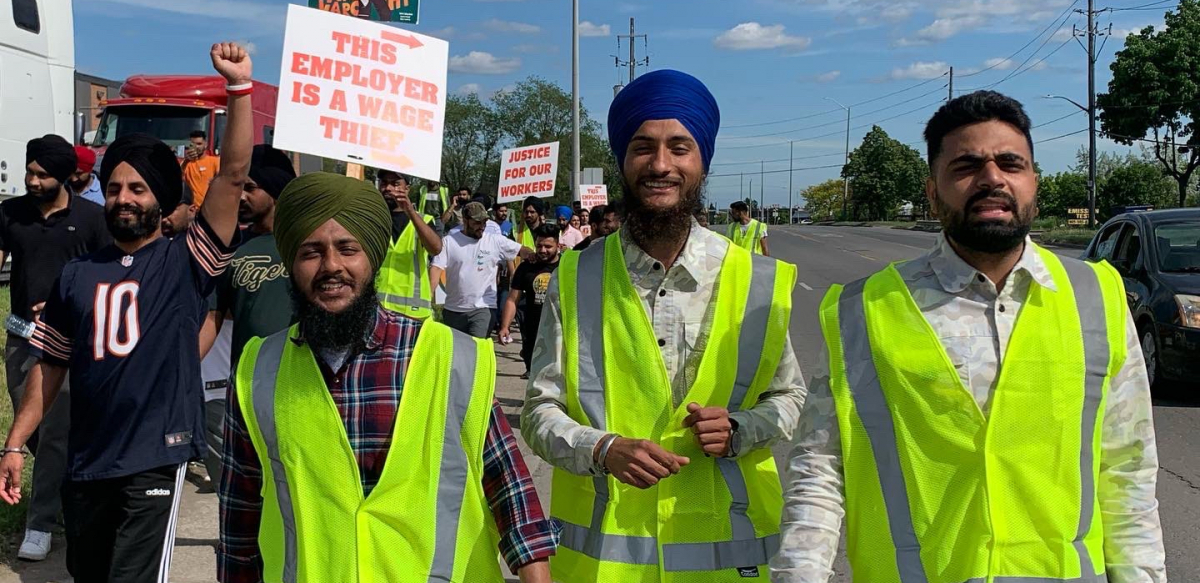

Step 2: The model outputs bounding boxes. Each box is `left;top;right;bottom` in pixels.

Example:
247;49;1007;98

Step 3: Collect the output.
595;434;618;475
1;448;26;457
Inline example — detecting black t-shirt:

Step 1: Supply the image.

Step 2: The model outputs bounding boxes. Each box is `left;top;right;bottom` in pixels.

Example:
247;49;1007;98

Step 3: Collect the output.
512;259;558;336
30;215;235;480
213;233;296;372
573;237;594;251
0;195;110;322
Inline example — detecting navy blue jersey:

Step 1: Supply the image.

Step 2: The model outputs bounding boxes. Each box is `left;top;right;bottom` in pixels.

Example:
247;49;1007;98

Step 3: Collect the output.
30;215;235;481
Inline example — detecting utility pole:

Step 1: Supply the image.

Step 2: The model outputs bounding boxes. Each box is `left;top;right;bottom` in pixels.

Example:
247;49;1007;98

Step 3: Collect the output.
760;160;765;222
948;66;954;101
740;173;744;202
571;0;580;202
1074;0;1109;229
788;141;794;224
826;97;852;220
615;18;649;87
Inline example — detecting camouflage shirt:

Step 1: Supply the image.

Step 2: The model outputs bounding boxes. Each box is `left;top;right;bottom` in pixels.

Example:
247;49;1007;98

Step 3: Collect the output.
771;234;1165;583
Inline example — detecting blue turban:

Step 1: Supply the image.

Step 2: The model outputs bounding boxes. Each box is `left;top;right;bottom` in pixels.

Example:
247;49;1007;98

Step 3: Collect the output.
608;69;720;172
556;205;573;221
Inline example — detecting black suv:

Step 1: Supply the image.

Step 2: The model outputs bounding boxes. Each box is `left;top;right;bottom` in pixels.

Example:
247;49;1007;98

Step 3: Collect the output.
1084;209;1200;389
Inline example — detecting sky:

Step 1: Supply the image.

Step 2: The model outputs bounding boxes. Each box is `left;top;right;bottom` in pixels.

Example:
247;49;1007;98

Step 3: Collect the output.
74;0;1177;209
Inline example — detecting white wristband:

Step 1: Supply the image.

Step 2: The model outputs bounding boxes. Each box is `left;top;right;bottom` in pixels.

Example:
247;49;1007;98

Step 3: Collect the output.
226;82;253;92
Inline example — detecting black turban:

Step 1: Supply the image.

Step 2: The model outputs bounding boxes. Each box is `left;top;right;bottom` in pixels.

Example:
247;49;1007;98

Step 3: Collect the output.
249;145;296;200
26;135;76;183
99;133;183;211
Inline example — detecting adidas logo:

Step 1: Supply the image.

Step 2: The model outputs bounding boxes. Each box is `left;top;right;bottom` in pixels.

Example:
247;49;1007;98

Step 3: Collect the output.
737;567;760;578
145;489;172;497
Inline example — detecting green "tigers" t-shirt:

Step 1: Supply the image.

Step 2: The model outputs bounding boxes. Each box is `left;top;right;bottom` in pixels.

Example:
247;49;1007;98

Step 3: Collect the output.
210;233;296;372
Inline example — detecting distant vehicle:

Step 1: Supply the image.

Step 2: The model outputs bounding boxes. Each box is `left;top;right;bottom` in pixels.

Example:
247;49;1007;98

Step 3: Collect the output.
799;217;814;225
91;75;279;157
1084;209;1200;389
0;0;75;199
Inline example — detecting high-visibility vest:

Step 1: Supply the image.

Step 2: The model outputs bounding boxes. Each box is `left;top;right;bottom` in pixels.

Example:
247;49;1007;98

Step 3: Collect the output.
817;244;1126;583
513;220;537;249
235;321;503;583
552;233;797;582
727;220;765;254
377;213;434;320
417;185;449;216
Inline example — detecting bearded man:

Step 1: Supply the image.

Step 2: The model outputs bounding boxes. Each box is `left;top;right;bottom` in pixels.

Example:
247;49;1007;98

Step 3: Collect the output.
521;69;806;582
217;172;558;583
773;91;1165;583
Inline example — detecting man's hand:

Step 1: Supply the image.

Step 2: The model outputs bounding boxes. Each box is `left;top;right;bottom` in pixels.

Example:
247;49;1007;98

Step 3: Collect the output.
210;42;252;85
395;194;418;219
0;452;24;505
30;302;45;325
498;326;512;345
603;437;690;489
683;402;734;457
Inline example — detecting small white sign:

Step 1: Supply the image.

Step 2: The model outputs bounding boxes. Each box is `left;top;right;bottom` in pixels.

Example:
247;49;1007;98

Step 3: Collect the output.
497;141;559;204
579;184;608;209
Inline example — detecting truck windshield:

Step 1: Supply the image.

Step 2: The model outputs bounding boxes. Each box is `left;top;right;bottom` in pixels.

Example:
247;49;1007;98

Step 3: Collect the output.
92;105;212;150
1154;222;1200;273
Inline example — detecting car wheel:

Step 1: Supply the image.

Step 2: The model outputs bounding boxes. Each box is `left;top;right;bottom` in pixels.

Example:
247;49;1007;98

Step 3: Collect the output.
1141;327;1160;389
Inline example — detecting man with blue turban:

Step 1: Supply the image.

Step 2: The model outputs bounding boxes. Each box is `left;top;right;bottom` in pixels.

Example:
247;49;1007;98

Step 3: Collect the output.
555;205;584;250
522;70;806;582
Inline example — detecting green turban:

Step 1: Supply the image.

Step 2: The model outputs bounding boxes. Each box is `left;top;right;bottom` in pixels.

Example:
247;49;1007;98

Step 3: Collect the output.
273;172;392;270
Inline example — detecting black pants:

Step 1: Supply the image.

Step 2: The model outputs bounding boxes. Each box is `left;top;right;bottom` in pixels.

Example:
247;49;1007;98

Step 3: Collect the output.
520;312;539;373
63;463;186;583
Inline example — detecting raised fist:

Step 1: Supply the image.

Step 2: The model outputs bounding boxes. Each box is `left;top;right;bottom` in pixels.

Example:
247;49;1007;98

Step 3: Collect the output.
210;42;253;86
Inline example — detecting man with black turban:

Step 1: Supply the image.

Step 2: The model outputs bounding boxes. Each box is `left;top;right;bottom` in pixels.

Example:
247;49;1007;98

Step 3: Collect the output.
522;69;806;582
0;42;254;582
218;171;559;583
0;136;109;562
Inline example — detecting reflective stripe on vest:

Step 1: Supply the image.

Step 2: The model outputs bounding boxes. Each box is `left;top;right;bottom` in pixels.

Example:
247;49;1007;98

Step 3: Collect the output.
829;251;1115;583
378;216;433;318
248;328;483;581
728;220;764;254
561;241;782;571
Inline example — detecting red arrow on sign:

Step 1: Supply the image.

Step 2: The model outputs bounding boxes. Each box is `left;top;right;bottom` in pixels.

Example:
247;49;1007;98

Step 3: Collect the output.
381;30;424;49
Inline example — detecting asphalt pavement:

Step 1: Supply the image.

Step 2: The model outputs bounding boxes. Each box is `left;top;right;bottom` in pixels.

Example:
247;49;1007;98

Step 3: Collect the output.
2;224;1194;582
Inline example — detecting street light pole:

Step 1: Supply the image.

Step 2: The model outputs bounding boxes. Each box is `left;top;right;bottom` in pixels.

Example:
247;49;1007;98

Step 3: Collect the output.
826;97;851;220
788;141;794;224
1044;94;1094;227
571;0;581;203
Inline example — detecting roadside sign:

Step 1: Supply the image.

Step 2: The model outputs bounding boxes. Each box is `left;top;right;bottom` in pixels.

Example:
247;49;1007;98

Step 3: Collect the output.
497;141;559;203
309;0;420;24
274;5;447;181
580;184;608;209
1067;207;1091;226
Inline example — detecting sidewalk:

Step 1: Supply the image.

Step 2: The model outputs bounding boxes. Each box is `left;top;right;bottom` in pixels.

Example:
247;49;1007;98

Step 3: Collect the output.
0;333;546;583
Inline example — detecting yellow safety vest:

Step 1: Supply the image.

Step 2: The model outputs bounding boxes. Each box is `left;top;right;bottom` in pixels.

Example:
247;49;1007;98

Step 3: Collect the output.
818;244;1126;583
377;213;434;320
552;233;797;582
417;185;449;217
727;220;765;254
235;321;503;583
513;220;538;249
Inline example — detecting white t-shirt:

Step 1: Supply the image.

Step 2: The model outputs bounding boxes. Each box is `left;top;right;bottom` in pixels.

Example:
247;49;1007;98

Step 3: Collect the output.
740;221;769;238
448;220;503;237
432;231;523;311
200;323;233;402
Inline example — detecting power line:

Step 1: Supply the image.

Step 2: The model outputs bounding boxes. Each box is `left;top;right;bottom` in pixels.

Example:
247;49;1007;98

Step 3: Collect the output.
1035;110;1086;128
959;0;1082;78
1036;128;1089;143
709;163;845;179
721;84;948;140
721;73;950;130
709;151;845;168
979;16;1079;90
983;37;1075;89
722;98;946;151
1109;0;1176;10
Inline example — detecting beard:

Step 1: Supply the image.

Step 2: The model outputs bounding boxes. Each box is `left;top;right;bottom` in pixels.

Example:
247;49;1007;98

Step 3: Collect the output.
936;188;1034;254
106;202;162;243
621;178;705;249
290;276;378;355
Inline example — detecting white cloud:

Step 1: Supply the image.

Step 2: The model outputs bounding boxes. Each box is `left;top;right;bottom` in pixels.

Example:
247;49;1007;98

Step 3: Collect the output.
878;5;914;23
579;21;612;37
484;19;541;34
897;14;985;45
428;26;456;39
456;83;482;95
890;60;951;80
983;57;1017;70
512;44;559;54
1052;26;1076;42
449;51;522;74
1112;23;1156;39
93;0;281;20
714;22;812;51
815;70;842;83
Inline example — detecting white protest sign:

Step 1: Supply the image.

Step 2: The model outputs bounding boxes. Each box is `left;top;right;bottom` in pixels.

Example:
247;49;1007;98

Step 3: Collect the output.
497;141;559;204
274;4;449;182
579;184;608;209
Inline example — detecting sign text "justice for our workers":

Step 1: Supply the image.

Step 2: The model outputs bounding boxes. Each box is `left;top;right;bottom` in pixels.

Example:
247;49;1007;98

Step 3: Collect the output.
273;5;449;181
496;142;560;203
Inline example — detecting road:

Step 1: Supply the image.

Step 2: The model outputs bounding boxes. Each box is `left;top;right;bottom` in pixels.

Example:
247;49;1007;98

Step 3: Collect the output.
2;225;1194;582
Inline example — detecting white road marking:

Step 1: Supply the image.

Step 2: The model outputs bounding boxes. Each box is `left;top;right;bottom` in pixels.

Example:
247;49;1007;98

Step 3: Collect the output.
799;282;814;291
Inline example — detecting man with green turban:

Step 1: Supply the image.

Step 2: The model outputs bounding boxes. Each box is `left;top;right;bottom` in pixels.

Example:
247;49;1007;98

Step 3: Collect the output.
218;171;559;583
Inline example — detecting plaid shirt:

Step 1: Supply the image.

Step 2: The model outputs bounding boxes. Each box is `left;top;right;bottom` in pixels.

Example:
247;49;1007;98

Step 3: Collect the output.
218;308;559;582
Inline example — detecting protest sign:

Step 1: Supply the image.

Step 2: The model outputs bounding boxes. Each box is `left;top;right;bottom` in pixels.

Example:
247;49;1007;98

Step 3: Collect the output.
579;184;608;209
274;5;447;181
309;0;420;24
497;141;559;203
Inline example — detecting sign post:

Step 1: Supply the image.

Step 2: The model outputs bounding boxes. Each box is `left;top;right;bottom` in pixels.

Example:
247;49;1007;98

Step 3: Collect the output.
497;142;560;204
309;0;420;24
274;5;447;181
579;184;608;209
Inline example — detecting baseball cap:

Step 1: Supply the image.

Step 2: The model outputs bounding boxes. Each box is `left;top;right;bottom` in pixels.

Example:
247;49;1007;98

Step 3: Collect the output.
463;201;489;222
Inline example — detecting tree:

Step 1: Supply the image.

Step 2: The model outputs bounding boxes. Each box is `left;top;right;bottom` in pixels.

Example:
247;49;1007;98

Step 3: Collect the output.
843;126;929;220
1038;171;1088;219
800;179;844;221
442;92;503;194
1098;0;1200;207
1097;161;1177;218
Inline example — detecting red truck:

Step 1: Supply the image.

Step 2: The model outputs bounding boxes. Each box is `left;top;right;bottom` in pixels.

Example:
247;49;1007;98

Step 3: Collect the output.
89;75;279;157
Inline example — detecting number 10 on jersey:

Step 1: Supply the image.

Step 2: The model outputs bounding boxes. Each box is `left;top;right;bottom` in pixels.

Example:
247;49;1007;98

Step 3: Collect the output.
93;282;141;360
